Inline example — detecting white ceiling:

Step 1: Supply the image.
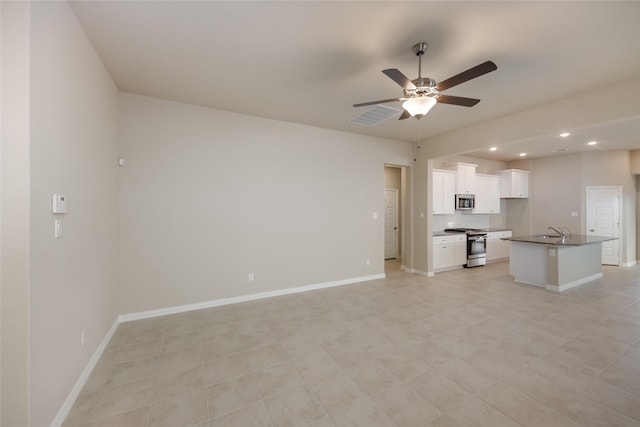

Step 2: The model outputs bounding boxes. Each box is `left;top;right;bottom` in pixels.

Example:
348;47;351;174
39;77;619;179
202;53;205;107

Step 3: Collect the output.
69;1;640;161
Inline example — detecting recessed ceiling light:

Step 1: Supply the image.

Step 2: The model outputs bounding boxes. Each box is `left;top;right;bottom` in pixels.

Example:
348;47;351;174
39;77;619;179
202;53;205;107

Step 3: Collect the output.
560;132;570;138
519;153;527;157
587;141;598;146
489;147;497;151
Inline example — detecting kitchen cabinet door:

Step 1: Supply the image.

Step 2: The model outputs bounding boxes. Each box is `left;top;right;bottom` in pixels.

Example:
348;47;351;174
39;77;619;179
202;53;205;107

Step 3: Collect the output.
433;244;453;270
445;162;477;194
454;242;467;265
432;169;456;214
498;169;530;198
486;231;512;261
474;174;500;214
433;234;466;270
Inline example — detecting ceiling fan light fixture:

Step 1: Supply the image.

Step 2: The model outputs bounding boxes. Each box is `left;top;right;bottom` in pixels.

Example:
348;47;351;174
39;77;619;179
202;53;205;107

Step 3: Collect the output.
402;96;437;117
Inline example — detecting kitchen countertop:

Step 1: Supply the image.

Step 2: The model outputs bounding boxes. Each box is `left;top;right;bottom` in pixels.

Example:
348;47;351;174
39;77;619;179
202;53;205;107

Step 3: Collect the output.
433;231;463;236
433;228;511;236
502;234;617;246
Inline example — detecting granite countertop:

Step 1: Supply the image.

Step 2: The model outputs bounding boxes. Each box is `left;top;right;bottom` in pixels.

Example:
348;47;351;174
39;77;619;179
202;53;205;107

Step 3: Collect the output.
502;234;617;246
433;231;464;236
433;228;511;236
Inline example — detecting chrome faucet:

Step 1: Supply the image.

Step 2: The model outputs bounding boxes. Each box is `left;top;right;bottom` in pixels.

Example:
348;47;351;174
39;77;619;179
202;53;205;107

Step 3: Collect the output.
548;226;566;238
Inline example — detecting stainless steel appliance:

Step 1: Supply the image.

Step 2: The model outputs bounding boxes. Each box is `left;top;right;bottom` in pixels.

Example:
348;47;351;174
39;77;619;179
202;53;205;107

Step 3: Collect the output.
455;194;475;210
444;228;487;267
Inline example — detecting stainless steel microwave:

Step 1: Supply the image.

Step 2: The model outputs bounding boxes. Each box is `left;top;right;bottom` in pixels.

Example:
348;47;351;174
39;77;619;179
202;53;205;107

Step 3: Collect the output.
455;194;475;210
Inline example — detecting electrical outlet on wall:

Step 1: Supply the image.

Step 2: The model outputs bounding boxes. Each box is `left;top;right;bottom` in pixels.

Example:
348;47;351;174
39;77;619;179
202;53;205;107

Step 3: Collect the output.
81;329;86;348
248;273;254;282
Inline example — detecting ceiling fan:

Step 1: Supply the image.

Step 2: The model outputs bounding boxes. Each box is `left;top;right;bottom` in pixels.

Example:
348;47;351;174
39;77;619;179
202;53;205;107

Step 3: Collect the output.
353;42;497;120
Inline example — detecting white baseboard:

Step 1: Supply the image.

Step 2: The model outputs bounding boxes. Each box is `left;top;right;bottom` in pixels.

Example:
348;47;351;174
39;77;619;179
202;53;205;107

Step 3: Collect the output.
621;260;637;267
119;273;386;323
545;272;603;292
50;318;119;427
404;268;430;277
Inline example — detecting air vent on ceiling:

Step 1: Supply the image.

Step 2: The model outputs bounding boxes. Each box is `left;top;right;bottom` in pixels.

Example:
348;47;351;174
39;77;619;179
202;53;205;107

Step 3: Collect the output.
349;105;402;126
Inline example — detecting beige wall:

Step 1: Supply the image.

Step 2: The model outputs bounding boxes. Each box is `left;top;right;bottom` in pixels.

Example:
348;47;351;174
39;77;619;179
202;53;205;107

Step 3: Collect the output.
432;155;507;175
117;93;414;314
631;150;640;174
1;2;31;425
527;153;583;234
384;166;401;189
1;2;121;425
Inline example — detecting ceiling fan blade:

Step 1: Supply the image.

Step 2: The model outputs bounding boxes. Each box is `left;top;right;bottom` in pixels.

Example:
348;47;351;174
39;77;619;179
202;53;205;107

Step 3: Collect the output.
437;95;481;107
382;69;417;91
398;110;411;120
353;98;402;107
435;61;497;91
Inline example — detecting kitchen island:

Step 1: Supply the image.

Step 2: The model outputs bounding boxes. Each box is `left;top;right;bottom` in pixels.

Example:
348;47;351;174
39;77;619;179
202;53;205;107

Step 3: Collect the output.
501;234;617;292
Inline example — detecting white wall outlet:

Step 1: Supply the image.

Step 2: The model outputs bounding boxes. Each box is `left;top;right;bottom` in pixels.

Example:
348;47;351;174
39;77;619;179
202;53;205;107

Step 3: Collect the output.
371;212;378;219
248;273;254;282
81;329;86;348
366;258;371;266
420;212;425;219
571;211;578;217
118;157;126;166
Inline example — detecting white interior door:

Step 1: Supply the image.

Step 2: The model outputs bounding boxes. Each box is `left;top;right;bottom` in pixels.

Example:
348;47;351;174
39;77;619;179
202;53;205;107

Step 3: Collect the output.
384;189;399;260
586;186;621;265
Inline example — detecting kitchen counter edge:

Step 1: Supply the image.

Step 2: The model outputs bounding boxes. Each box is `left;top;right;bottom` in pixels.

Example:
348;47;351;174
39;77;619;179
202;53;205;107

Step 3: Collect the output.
502;235;617;246
433;228;512;237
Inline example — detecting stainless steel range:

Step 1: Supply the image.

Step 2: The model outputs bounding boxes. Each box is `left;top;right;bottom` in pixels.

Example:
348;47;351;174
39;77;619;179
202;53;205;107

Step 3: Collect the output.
444;228;487;268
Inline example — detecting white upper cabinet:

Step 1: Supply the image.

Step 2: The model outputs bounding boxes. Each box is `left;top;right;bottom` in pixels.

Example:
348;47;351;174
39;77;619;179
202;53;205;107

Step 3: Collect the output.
432;169;456;214
474;174;501;214
497;169;530;198
446;162;477;194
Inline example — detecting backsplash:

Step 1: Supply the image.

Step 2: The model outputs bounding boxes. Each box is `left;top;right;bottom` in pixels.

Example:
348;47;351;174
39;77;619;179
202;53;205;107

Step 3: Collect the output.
433;209;507;231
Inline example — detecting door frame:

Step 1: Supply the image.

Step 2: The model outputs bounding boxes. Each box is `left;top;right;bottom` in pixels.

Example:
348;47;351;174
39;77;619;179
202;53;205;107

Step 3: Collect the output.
585;185;622;266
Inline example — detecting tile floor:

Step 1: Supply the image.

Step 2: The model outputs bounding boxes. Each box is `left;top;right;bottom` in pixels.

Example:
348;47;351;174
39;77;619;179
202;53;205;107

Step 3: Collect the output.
63;260;640;427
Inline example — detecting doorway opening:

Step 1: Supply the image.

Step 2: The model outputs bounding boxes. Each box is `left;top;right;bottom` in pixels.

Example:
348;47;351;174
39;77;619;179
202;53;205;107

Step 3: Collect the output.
384;164;408;274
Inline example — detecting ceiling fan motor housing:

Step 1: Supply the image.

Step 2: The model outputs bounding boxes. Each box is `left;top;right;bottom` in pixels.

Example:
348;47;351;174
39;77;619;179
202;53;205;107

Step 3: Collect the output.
405;77;438;97
413;42;428;56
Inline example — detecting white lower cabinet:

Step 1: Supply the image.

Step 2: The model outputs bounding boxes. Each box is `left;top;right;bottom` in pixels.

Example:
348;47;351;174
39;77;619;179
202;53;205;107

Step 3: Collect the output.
433;234;467;270
486;230;512;261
